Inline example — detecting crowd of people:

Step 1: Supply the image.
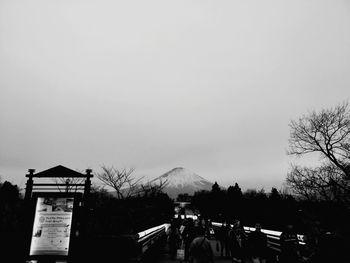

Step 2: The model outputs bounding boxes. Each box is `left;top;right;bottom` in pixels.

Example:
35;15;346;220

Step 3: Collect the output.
167;217;214;263
166;217;273;263
165;217;322;263
215;220;269;263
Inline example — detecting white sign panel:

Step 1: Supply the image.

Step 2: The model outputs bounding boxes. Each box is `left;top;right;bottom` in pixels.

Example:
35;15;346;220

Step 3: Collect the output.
29;197;74;256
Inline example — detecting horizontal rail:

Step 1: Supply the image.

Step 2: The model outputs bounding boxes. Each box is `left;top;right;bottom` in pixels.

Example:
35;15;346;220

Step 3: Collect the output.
138;227;164;244
137;224;168;240
212;221;306;253
243;226;305;245
136;223;170;256
135;220;306;259
174;214;199;220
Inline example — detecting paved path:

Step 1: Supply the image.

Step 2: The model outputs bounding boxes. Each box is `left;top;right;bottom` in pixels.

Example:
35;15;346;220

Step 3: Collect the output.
157;239;234;263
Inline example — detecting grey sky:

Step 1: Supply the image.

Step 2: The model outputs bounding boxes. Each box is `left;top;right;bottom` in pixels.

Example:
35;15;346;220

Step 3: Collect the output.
1;0;350;190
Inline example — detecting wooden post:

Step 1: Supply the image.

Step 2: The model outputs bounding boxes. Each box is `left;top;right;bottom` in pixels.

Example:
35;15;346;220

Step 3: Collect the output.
24;169;35;201
65;178;70;193
83;169;92;207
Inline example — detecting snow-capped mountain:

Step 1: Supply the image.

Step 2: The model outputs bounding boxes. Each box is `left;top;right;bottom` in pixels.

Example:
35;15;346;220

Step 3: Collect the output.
151;167;213;198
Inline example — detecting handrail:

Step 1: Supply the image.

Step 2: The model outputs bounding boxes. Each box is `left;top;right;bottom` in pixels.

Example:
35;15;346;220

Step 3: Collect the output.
135;220;306;259
244;226;305;245
212;222;306;252
137;224;167;240
135;223;170;256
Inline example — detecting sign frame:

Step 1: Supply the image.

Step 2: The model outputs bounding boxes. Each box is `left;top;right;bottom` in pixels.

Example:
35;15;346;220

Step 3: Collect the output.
26;192;82;262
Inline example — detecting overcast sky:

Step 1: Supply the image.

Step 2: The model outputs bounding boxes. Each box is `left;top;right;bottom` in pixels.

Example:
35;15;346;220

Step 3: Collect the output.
1;0;350;191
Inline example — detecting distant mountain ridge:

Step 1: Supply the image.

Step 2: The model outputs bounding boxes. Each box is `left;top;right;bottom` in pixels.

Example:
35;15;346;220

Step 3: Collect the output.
151;167;213;198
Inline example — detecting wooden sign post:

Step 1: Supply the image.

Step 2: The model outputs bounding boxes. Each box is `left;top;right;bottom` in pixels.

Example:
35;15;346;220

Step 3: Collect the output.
24;165;93;263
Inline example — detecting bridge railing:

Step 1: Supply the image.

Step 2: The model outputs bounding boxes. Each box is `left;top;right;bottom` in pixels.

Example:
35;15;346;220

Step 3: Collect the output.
130;223;169;261
134;221;306;261
212;222;305;253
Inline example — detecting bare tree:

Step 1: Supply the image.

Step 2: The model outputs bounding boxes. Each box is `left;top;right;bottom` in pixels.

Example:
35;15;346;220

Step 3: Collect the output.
97;166;143;199
287;164;350;203
287;102;350;204
54;177;85;193
288;102;350;177
136;178;169;197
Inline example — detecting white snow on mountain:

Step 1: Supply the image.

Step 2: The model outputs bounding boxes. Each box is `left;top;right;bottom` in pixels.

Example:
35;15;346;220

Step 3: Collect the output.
151;167;213;198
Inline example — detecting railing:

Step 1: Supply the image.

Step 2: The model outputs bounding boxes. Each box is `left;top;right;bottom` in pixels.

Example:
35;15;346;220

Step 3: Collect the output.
174;214;198;220
212;222;305;253
131;223;169;261
134;221;306;261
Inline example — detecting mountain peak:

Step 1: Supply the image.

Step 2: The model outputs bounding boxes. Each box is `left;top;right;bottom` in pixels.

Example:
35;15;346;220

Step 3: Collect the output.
152;167;213;198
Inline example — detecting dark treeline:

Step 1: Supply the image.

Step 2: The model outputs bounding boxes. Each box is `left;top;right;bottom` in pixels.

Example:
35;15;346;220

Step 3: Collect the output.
0;181;26;262
187;182;350;236
0;181;23;236
81;187;174;262
87;187;174;236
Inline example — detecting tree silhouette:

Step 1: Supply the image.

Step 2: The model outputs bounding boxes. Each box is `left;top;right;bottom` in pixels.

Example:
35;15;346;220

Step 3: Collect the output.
227;183;243;199
211;181;220;193
97;166;142;199
269;187;281;201
0;181;20;204
287;102;350;206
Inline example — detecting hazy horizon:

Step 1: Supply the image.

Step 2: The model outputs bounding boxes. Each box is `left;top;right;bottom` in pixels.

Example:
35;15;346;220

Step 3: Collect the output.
1;0;350;192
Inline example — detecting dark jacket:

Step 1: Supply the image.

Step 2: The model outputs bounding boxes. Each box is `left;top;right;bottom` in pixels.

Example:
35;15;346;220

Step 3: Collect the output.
189;236;214;263
248;230;267;257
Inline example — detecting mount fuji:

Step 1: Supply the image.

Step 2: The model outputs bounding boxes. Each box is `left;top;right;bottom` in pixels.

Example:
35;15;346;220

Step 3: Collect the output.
151;167;213;199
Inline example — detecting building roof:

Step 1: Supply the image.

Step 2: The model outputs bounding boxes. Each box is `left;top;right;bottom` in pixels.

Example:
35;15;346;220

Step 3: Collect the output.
27;165;92;178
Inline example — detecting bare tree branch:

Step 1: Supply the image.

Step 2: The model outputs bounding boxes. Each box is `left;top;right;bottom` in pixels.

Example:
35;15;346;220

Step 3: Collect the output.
97;165;142;199
287;163;350;207
135;178;169;197
53;177;85;192
288;102;350;179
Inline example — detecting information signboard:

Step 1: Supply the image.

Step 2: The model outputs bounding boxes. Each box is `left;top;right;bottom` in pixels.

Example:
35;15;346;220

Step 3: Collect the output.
29;196;75;256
